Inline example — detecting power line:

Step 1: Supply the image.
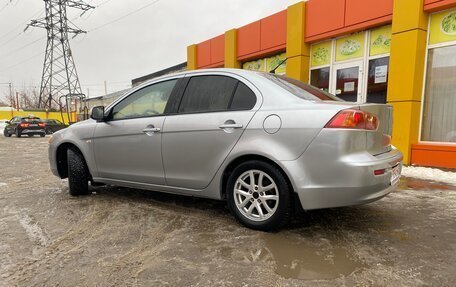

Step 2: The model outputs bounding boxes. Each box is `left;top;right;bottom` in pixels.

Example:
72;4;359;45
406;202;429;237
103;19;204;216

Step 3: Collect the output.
0;9;44;47
2;50;43;70
0;36;46;59
90;0;161;32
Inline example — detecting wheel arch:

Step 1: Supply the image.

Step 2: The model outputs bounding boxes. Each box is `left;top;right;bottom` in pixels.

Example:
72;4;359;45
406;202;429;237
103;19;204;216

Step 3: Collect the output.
55;142;90;180
220;154;296;201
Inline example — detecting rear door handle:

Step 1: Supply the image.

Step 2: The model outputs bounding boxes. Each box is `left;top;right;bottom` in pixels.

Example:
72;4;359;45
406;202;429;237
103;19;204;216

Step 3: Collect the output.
219;123;243;129
142;127;161;133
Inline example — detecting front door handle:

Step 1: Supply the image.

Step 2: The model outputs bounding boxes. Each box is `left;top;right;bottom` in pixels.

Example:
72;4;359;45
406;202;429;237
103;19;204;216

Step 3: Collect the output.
142;125;160;136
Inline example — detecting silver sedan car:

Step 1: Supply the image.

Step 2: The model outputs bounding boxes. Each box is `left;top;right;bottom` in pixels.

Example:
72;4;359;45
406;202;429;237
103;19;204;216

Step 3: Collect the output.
49;69;402;231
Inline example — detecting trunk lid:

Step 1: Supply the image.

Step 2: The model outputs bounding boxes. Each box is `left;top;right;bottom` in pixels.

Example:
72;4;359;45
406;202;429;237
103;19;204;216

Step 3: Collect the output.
359;104;393;155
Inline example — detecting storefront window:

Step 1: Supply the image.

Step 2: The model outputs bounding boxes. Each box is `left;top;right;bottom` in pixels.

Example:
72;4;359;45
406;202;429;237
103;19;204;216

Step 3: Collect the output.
309;26;391;103
422;45;456;143
310;68;330;92
367;57;389;104
242;53;286;75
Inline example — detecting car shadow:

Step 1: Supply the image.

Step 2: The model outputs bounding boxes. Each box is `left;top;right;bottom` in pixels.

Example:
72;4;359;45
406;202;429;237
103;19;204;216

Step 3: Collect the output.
88;184;393;233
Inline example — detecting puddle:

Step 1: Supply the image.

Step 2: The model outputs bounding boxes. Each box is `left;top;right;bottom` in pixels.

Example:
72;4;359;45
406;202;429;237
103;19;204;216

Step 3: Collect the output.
399;177;456;191
262;233;366;280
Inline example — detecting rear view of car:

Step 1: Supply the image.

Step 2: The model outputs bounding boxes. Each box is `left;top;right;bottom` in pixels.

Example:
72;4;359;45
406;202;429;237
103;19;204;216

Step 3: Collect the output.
3;116;46;138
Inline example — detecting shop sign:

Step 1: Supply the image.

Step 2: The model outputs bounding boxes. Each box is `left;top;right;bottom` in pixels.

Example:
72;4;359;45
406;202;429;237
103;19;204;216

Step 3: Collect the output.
336;33;365;62
370;25;392;56
311;41;332;67
242;52;286;74
430;8;456;45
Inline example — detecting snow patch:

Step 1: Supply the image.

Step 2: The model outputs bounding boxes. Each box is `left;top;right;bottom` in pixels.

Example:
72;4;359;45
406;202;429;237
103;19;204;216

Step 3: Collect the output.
402;166;456;185
18;214;49;247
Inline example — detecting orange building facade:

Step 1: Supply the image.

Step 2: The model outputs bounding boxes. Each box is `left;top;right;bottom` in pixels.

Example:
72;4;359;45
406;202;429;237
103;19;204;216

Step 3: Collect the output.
187;0;456;169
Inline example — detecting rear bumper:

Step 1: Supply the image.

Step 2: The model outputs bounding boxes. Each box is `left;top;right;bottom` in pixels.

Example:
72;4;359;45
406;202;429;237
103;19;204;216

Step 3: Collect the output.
20;128;45;135
281;148;403;210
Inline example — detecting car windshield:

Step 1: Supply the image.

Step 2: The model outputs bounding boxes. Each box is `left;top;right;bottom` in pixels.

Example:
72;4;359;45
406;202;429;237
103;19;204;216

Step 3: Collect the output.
261;73;342;102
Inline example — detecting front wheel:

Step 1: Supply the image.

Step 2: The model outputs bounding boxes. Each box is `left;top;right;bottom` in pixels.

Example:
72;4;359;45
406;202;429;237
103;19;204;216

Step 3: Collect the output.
67;148;90;196
3;129;11;137
227;161;291;231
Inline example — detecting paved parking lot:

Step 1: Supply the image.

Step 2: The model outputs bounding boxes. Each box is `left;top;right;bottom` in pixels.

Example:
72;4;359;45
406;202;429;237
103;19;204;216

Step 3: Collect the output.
0;136;455;286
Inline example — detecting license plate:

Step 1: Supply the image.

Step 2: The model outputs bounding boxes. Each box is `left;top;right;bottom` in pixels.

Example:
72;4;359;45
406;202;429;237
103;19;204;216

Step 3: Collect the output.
29;124;37;127
391;164;401;185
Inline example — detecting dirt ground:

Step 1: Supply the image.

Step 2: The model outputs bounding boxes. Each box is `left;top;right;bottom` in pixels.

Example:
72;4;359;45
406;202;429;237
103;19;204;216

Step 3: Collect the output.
0;136;455;287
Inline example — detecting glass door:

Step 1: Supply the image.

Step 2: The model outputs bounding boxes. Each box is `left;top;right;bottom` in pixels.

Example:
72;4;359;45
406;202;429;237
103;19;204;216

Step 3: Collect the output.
330;61;364;102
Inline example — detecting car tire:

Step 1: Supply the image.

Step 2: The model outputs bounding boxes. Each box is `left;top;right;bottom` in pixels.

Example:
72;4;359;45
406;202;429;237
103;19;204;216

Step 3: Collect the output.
40;133;45;137
15;129;21;138
227;160;291;231
67;147;91;196
28;134;33;137
3;129;11;137
45;128;53;135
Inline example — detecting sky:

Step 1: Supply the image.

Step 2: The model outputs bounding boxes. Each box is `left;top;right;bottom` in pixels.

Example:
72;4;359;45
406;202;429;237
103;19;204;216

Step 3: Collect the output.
0;0;301;102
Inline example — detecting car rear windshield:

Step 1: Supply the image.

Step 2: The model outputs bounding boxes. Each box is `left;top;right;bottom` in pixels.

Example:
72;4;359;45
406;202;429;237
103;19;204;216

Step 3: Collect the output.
23;117;41;122
261;73;342;102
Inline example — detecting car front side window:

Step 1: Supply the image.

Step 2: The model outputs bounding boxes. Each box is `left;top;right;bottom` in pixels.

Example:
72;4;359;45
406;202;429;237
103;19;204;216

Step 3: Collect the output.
110;79;178;120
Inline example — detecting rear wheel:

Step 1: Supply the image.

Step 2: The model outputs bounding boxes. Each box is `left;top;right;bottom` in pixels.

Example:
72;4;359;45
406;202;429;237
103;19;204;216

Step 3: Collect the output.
28;134;33;137
227;161;291;231
67;148;90;196
15;129;21;138
40;133;45;137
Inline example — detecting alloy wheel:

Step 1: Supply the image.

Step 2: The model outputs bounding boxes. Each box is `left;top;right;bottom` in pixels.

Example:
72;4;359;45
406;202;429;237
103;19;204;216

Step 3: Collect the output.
233;169;279;222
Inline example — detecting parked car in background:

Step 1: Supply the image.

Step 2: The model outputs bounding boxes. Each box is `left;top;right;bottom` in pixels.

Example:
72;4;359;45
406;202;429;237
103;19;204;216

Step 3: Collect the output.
42;119;68;134
48;69;403;231
0;119;9;131
3;116;46;137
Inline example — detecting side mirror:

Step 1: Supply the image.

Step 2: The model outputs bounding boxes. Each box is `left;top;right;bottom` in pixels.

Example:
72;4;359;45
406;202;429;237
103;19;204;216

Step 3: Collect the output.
5;121;10;125
91;106;106;121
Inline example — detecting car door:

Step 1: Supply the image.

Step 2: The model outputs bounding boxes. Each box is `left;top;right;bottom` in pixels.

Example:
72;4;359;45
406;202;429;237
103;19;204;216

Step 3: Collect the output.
6;117;19;134
162;73;260;190
93;78;179;185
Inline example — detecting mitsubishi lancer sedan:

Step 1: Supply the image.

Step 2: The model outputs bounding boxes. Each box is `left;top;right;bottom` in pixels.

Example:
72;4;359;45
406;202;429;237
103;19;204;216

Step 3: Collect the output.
48;69;402;231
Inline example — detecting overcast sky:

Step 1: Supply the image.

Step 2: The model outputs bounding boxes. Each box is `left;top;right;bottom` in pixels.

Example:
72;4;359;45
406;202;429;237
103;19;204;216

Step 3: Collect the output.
0;0;301;101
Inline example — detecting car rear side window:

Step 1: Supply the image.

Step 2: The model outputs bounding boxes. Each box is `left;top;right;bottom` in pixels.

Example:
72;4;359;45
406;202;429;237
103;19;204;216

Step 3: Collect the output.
230;82;257;110
178;76;237;113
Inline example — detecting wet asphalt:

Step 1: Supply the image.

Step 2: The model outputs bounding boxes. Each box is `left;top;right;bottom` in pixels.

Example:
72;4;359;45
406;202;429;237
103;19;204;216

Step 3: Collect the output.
0;136;455;286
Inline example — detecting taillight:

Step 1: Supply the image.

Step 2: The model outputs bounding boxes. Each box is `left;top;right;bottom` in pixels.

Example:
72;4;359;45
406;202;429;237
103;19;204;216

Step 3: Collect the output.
38;122;46;127
325;109;379;130
19;123;29;128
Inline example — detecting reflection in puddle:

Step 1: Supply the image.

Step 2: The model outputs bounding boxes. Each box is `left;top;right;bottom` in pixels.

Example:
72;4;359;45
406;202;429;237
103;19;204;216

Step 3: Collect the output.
262;233;366;280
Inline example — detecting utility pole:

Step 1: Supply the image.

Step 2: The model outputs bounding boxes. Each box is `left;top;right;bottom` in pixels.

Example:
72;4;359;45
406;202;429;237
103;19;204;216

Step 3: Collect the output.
27;0;94;110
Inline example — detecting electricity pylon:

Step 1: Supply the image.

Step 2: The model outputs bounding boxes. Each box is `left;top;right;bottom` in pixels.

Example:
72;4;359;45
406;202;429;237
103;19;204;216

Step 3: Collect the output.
27;0;94;110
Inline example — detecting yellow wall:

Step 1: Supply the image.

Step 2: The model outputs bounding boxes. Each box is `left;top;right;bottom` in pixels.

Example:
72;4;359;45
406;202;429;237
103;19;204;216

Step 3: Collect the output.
224;29;241;69
0;110;77;124
285;1;310;82
387;0;428;164
187;45;197;70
